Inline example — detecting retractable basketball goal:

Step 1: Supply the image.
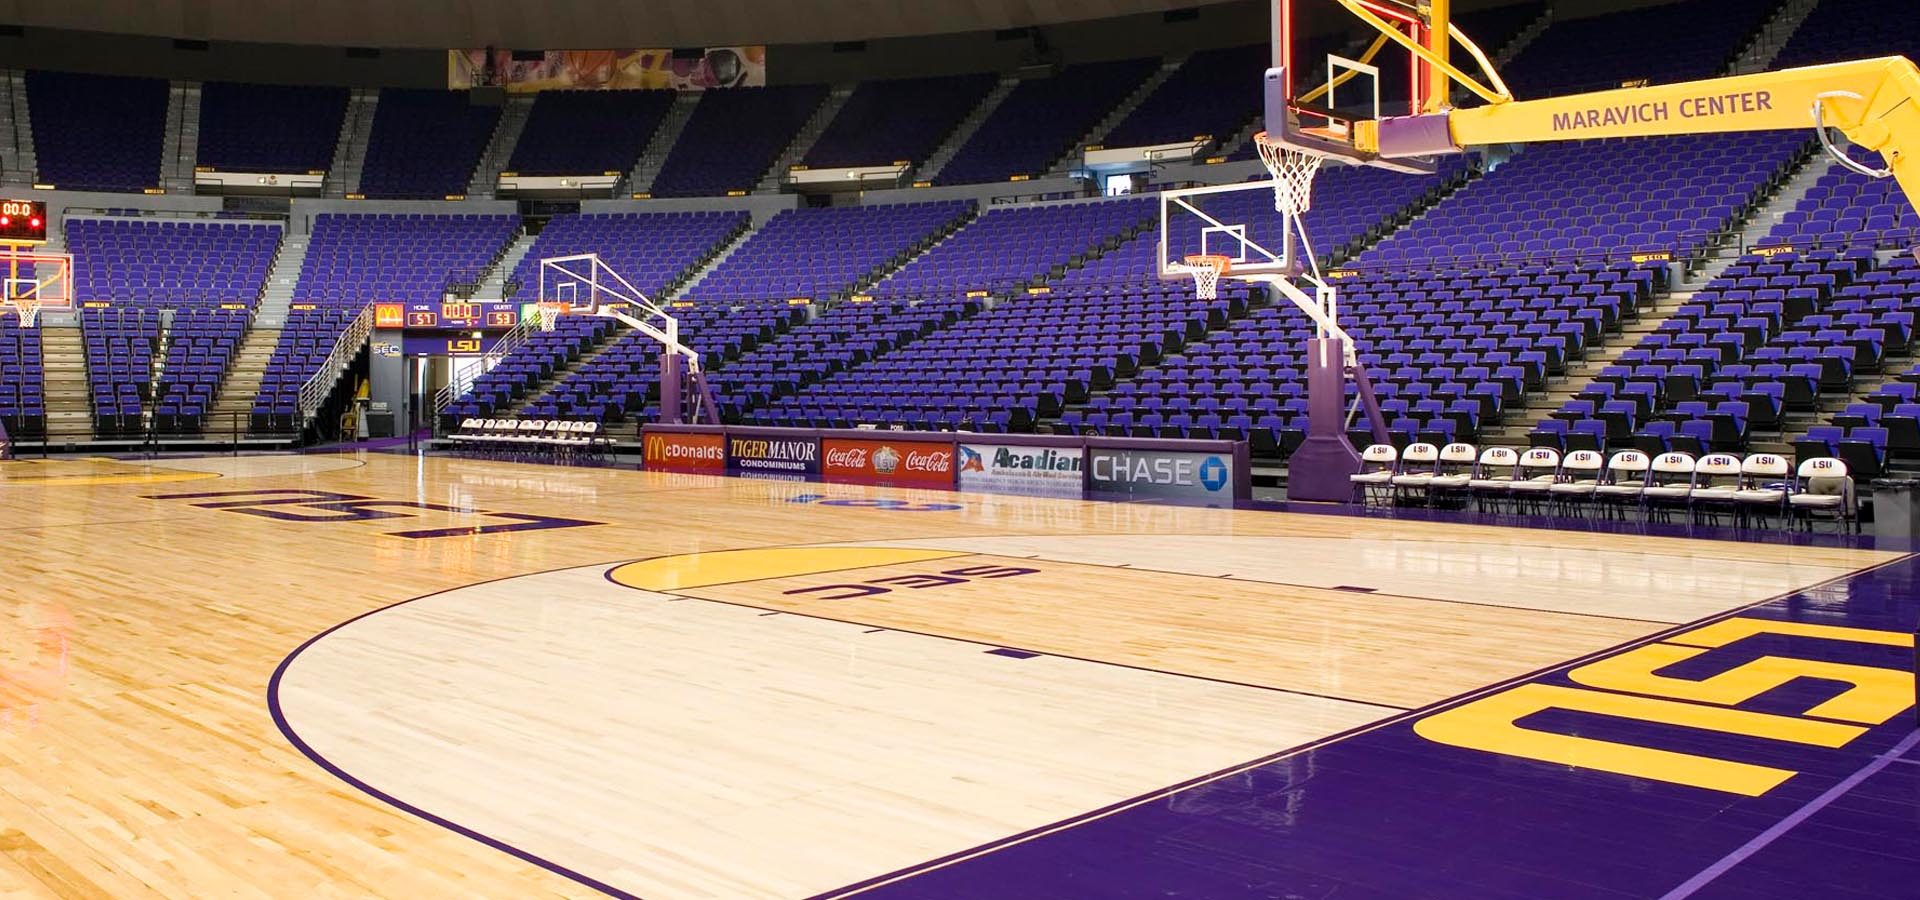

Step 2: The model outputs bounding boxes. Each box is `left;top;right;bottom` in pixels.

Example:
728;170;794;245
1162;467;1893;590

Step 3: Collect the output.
0;247;72;327
536;253;721;426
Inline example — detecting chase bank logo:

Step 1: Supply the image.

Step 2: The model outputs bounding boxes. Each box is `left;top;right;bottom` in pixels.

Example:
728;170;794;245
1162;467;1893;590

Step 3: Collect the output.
1199;456;1229;492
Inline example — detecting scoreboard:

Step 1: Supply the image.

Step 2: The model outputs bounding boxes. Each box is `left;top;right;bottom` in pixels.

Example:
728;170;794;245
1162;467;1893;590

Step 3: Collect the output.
374;301;523;331
0;200;47;245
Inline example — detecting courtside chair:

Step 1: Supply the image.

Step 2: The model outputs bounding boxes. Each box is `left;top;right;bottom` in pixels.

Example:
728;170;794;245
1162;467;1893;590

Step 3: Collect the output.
1595;450;1652;519
1733;453;1792;529
1790;457;1857;532
1390;442;1441;505
1642;452;1699;522
1550;450;1605;516
1351;444;1399;505
1509;447;1562;514
1468;447;1522;512
1428;442;1479;507
1688;452;1745;526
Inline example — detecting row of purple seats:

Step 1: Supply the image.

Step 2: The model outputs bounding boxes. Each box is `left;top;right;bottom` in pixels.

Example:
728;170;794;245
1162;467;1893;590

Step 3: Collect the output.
935;59;1157;185
504;210;747;300
721;296;980;416
1174;160;1466;267
507;90;674;177
359;89;501;198
1771;0;1920;70
450;315;616;420
153;307;248;433
1500;0;1772;96
294;213;518;305
251;306;361;430
0;312;44;439
1760;157;1916;251
81;307;158;436
518;299;806;422
875;197;1153;297
688;201;972;302
68;217;280;308
27;70;167;192
649;85;828;197
198;81;348;174
803;74;997;169
1102;44;1266;149
1363;133;1808;266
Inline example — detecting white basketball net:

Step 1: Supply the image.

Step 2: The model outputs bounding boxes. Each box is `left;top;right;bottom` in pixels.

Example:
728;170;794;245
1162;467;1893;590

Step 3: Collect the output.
1174;256;1228;300
1255;132;1325;216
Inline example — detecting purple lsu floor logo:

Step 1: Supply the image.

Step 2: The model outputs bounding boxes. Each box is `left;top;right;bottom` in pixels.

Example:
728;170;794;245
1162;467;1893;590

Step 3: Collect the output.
143;489;601;539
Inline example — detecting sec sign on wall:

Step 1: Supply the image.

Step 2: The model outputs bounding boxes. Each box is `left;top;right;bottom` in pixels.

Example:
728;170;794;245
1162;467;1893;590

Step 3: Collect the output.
821;438;956;489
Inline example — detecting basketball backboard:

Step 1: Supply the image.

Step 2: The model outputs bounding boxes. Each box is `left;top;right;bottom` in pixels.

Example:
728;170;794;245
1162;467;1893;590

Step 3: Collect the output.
1158;180;1305;281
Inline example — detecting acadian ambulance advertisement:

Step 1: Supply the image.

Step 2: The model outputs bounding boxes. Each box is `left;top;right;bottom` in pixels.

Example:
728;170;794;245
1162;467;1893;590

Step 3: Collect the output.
956;443;1084;498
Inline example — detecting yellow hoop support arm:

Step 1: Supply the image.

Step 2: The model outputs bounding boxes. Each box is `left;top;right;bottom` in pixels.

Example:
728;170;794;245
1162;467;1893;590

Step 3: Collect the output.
1331;0;1512;106
1358;56;1920;208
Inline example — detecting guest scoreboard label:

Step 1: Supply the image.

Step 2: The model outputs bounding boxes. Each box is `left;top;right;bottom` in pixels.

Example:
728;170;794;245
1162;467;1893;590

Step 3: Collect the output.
374;301;522;330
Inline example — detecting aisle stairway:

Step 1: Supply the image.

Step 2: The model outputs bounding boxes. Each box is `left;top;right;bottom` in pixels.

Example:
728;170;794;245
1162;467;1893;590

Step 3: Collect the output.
207;326;280;432
38;326;91;444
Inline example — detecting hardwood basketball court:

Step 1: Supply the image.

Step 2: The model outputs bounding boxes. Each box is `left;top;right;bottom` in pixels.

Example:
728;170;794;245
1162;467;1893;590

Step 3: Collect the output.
0;451;1911;898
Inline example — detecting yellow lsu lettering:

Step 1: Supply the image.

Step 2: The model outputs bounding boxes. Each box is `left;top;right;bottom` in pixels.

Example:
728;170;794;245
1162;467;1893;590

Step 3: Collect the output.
1414;618;1914;795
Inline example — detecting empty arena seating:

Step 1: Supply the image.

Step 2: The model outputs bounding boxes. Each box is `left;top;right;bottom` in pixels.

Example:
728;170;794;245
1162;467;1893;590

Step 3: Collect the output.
448;417;609;462
723;296;980;417
1763;158;1916;251
648;85;828;197
1362;133;1809;266
1545;247;1910;471
0;312;43;440
80;307;159;436
197;82;349;173
1102;44;1267;149
1500;0;1774;95
250;213;517;430
935;59;1158;184
67;217;281;308
153;307;248;432
504;210;748;300
873;197;1153;297
26;71;168;192
758;224;1242;431
508;90;674;176
1770;0;1920;69
294;213;518;305
802;74;997;169
1177;160;1467;266
687;201;972;302
358;89;502;198
448;315;618;420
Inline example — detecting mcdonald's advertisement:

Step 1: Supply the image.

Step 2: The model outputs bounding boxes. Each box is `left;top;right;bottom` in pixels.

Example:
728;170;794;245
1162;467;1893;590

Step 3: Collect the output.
641;431;727;474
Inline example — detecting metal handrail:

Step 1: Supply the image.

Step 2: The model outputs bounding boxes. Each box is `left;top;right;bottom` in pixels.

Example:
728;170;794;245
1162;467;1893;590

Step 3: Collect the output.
432;308;546;415
298;303;374;424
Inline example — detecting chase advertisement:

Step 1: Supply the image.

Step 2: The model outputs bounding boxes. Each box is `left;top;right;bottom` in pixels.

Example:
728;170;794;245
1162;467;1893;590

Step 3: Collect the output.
727;435;820;476
822;438;956;490
1087;448;1237;503
956;443;1085;499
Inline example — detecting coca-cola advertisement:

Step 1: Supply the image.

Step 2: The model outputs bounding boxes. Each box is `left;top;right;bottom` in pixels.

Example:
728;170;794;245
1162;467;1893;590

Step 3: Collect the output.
821;438;957;490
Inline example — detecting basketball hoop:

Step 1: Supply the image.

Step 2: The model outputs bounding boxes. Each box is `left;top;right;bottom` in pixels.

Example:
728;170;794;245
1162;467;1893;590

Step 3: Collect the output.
1174;254;1232;300
534;301;573;332
1253;131;1325;217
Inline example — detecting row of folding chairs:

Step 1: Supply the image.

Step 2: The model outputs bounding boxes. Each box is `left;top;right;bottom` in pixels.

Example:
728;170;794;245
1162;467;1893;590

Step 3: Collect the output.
1350;443;1856;530
449;417;610;464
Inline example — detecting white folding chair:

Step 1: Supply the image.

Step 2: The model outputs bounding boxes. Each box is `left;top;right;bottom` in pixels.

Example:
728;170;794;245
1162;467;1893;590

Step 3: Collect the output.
1642;452;1698;522
1427;442;1479;507
1390;442;1441;505
1595;450;1651;519
1467;447;1521;512
1549;449;1605;516
1733;453;1792;528
1509;447;1561;514
1790;457;1856;532
1688;453;1744;526
1350;444;1399;505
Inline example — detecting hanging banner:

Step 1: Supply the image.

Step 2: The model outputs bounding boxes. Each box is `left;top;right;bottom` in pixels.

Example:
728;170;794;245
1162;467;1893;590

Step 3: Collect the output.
449;48;767;92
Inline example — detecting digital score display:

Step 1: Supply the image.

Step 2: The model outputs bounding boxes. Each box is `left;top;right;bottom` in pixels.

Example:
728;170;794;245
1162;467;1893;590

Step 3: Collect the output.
374;301;520;331
0;200;48;245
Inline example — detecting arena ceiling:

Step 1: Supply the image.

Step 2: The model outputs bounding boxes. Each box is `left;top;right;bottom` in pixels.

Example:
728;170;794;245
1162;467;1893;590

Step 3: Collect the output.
0;0;1255;48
